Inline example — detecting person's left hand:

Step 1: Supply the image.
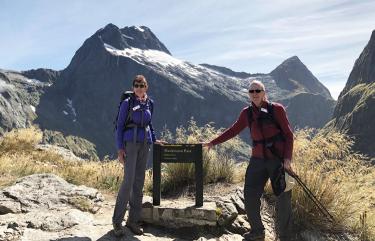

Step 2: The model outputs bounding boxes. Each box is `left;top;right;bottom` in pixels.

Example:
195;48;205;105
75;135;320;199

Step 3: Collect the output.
283;158;296;176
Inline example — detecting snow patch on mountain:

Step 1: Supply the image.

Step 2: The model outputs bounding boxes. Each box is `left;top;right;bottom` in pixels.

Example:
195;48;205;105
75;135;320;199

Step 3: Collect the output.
66;98;77;122
134;26;145;32
103;43;292;102
24;78;44;85
122;34;134;40
0;79;14;92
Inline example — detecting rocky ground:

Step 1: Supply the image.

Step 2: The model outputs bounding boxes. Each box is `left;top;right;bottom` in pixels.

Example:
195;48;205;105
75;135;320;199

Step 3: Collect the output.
0;174;359;241
0;174;265;241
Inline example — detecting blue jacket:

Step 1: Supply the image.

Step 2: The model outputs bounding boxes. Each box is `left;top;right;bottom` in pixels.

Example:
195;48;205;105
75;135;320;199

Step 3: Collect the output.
116;97;156;150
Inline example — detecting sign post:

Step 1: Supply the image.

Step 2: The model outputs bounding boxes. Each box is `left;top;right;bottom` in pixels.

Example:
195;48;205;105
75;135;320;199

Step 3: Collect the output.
153;144;203;207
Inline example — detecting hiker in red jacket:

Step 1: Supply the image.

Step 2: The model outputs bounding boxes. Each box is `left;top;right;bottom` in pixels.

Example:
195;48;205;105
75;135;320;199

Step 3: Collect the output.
203;80;294;241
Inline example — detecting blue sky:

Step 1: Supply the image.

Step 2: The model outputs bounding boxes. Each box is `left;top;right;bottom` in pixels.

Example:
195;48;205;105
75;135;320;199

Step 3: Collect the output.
1;0;374;99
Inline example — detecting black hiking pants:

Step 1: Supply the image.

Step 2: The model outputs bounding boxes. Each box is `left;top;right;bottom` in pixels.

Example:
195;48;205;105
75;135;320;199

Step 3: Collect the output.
244;157;292;240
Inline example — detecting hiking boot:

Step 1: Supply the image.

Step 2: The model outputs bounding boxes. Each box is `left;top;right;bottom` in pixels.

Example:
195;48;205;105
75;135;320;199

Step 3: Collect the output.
243;229;265;240
112;223;124;237
126;222;143;235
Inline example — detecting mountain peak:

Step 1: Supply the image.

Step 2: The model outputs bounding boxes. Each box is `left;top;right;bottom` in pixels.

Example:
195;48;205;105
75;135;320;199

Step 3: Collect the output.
93;23;125;50
371;29;375;42
92;24;171;54
270;56;332;99
128;25;148;33
339;29;375;97
102;23;119;31
276;56;304;69
119;25;171;54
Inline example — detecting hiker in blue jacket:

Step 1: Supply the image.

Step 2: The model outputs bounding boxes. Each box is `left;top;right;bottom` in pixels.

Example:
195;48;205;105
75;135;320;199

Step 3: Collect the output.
112;75;163;237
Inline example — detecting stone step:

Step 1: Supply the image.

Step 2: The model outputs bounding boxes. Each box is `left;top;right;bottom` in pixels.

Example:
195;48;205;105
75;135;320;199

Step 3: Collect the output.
141;197;217;228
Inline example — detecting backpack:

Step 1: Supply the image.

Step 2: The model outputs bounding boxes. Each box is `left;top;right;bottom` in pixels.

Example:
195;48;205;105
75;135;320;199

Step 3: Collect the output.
113;91;153;131
247;102;286;196
247;102;279;131
247;101;285;147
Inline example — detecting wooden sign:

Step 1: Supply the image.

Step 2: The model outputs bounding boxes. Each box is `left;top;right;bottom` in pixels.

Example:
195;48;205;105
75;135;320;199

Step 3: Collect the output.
153;144;203;207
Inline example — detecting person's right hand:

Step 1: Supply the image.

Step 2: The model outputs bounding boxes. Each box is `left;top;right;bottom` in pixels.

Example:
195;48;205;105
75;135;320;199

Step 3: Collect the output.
155;140;168;145
202;142;213;151
118;149;126;165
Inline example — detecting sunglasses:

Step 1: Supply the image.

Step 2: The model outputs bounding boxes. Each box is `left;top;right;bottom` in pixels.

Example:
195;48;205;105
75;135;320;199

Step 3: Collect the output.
134;84;146;88
249;89;263;93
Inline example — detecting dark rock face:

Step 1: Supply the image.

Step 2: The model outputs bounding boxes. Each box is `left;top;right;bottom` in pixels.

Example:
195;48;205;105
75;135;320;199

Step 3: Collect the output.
270;56;332;99
21;68;60;83
280;93;336;129
330;30;375;159
339;30;375;98
41;129;99;160
0;70;46;134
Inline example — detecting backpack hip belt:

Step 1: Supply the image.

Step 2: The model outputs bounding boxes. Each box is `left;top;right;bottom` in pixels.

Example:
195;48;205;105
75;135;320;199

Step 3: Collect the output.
125;123;150;144
252;132;285;147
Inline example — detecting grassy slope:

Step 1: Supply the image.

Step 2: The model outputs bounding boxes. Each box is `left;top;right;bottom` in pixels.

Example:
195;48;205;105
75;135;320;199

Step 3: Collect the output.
0;125;373;240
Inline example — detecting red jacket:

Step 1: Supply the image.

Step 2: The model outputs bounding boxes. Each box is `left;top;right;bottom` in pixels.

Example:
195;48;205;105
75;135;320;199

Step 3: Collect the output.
210;101;294;160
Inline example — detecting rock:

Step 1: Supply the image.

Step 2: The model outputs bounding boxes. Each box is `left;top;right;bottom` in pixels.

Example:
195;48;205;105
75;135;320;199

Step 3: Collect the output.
228;214;250;234
141;198;217;228
230;189;246;214
24;209;92;231
0;173;103;213
196;234;244;241
36;144;85;162
0;174;103;240
0;224;22;241
0;192;22;214
216;200;238;227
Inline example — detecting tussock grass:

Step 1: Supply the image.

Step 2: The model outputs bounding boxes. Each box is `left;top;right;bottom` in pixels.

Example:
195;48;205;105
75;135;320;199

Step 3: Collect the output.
150;119;249;194
0;127;42;154
289;129;375;240
0;127;123;192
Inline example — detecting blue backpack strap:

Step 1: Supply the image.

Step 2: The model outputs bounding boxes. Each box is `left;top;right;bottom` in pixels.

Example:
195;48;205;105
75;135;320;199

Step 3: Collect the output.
148;98;154;115
124;96;135;129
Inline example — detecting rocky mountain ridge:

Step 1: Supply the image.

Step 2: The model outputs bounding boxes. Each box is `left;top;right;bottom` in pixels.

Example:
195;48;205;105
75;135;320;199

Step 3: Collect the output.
1;24;335;158
329;30;375;159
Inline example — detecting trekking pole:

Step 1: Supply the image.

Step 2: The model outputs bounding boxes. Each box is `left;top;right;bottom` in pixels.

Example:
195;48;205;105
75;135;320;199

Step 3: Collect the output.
289;171;354;241
264;145;336;223
287;171;336;223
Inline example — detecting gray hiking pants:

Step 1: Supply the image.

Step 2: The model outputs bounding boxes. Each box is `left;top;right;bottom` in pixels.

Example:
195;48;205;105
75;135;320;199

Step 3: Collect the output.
244;157;292;239
112;142;150;225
